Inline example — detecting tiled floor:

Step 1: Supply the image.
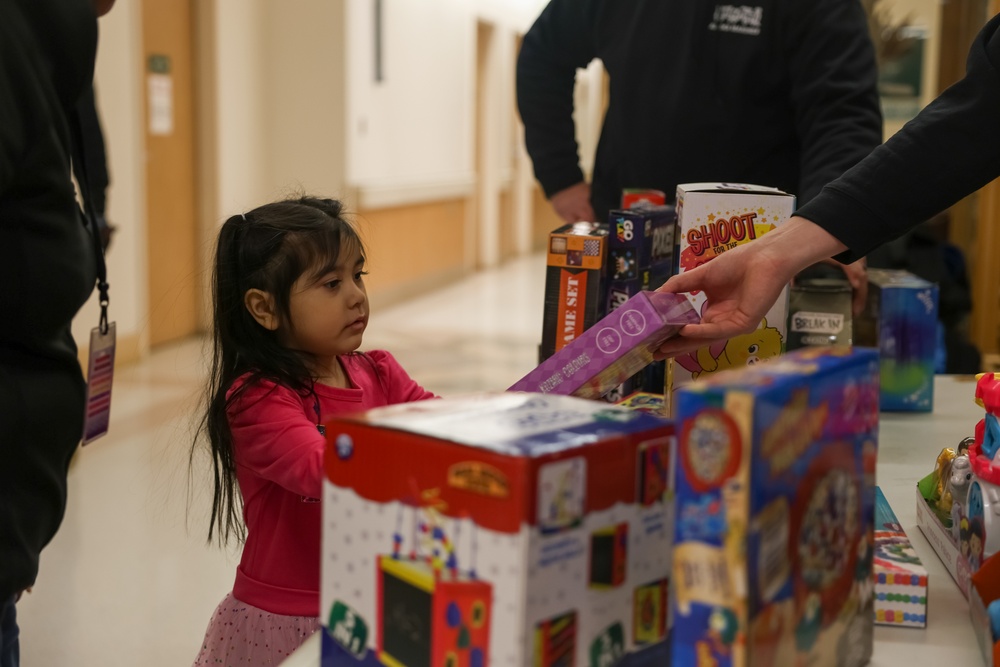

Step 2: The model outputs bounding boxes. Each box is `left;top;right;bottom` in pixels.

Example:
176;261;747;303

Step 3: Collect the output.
17;253;546;666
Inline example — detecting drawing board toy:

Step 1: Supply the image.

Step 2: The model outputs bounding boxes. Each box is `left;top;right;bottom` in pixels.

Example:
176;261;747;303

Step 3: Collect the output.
320;393;677;666
667;183;795;414
672;346;880;667
855;268;939;411
511;291;698;400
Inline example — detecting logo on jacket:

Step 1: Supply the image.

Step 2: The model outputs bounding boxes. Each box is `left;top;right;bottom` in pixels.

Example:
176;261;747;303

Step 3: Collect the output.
708;5;763;36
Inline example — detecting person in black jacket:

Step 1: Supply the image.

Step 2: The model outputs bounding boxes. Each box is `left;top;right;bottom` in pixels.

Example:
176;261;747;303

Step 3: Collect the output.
517;0;883;223
654;12;1000;358
0;0;115;663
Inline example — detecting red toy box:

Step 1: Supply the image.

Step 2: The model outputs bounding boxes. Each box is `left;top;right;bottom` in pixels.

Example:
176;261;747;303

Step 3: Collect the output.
320;393;677;666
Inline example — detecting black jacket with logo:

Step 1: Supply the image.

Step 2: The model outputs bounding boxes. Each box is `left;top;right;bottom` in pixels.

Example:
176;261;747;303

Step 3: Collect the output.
517;0;883;219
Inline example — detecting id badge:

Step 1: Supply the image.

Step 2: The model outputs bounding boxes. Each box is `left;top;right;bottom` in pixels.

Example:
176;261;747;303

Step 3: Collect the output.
82;321;116;444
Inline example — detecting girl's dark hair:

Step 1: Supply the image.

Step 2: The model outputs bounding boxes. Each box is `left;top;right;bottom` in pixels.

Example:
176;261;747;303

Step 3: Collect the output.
193;196;365;545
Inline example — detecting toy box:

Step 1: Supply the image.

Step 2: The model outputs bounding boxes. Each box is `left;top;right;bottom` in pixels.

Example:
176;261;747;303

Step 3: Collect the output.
605;207;676;400
320;393;677;666
621;188;666;210
511;291;699;400
873;486;928;627
855;268;939;411
916;373;1000;599
970;553;1000;666
616;392;666;416
667;183;795;414
606;207;676;315
540;221;609;363
672;346;880;667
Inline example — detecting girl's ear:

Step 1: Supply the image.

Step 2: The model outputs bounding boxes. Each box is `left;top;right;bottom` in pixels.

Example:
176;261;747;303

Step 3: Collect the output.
244;289;280;331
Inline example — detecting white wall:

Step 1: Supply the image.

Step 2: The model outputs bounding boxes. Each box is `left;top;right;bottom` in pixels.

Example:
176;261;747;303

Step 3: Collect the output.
212;0;270;216
80;0;551;354
261;0;346;203
344;0;545;206
74;2;147;350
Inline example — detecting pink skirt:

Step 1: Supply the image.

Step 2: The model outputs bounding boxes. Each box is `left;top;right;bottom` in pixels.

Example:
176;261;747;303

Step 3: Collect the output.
192;592;320;666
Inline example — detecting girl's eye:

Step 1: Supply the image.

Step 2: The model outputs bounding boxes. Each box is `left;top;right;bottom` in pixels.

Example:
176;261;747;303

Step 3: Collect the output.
324;280;341;289
354;270;369;281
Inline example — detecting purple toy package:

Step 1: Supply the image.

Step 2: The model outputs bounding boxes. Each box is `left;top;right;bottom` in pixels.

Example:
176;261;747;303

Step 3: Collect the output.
510;291;699;400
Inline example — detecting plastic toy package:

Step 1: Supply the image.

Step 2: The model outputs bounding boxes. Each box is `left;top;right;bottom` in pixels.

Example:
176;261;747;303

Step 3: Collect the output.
672;346;880;667
320;393;678;667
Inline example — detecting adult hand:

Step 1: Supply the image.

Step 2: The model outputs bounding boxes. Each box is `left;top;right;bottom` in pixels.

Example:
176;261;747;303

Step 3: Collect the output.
550;182;596;223
817;257;868;315
653;216;849;358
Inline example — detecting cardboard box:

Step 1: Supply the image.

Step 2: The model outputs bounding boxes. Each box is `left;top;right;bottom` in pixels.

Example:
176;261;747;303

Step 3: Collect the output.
916;468;983;602
604;207;677;400
606;207;676;314
615;392;666;415
667;183;796;413
873;486;928;627
320;393;677;666
855;269;939;412
540;221;609;362
511;291;698;400
672;346;880;667
970;554;1000;666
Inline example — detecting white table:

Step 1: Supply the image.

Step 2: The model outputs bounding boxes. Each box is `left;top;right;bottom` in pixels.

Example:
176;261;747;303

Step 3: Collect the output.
283;375;988;666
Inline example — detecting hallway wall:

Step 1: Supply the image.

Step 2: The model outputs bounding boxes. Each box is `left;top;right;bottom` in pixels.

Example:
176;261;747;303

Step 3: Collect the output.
79;0;547;361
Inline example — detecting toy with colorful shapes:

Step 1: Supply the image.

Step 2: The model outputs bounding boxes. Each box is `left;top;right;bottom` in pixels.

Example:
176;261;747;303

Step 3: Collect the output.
320;393;678;666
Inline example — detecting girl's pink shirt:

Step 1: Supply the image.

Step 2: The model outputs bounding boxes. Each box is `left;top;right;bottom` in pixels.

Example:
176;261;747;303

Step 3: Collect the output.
227;350;435;616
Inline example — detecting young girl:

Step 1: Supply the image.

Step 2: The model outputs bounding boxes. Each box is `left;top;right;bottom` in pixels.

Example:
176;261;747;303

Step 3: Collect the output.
191;196;435;666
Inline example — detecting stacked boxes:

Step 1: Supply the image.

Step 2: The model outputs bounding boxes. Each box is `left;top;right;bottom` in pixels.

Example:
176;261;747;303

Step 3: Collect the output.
510;291;698;400
540;222;609;363
855;269;939;411
672;347;880;667
668;183;796;412
873;486;928;627
605;206;677;399
320;393;677;666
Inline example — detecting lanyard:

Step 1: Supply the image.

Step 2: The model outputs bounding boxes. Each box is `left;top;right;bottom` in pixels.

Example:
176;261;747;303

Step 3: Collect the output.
69;102;111;334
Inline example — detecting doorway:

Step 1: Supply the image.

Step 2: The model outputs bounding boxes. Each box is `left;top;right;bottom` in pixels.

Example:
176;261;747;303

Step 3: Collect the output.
141;0;201;347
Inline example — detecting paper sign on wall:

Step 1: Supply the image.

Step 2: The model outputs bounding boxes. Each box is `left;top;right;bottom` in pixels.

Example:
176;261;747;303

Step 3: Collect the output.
147;73;173;136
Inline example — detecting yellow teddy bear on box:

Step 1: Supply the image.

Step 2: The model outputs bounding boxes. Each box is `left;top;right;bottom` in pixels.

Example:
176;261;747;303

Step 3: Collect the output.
693;318;784;379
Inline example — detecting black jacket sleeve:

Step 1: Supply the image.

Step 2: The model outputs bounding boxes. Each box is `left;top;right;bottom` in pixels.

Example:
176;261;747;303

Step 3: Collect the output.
797;12;1000;262
783;0;883;204
516;0;601;199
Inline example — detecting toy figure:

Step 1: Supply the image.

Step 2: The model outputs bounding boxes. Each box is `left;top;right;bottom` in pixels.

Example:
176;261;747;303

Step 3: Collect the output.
932;447;957;512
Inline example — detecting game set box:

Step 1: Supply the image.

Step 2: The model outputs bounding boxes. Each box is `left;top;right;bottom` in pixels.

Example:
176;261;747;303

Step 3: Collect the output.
855;268;939;412
672;346;880;667
539;221;609;363
667;183;796;413
320;393;677;666
511;291;698;401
